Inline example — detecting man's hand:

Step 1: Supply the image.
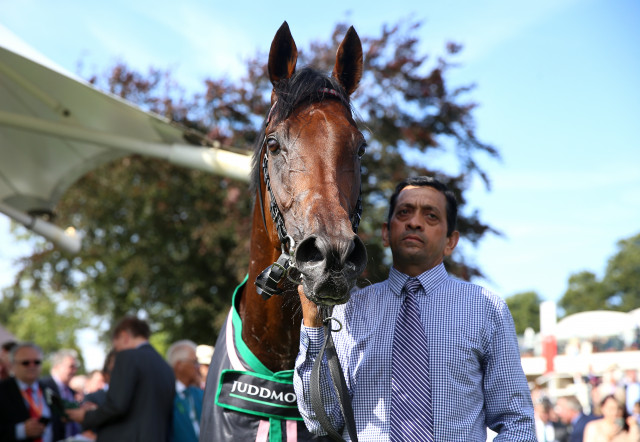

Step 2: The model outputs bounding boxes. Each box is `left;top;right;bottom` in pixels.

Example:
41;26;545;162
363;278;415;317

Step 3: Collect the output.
24;418;45;437
81;401;98;411
65;407;87;423
298;285;323;327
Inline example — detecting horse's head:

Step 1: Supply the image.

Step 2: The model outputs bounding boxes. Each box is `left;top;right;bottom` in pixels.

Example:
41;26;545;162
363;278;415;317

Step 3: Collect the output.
255;22;367;306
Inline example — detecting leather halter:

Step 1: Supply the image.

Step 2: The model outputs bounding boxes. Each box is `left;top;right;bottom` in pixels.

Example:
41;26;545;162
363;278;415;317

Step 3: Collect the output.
255;91;363;299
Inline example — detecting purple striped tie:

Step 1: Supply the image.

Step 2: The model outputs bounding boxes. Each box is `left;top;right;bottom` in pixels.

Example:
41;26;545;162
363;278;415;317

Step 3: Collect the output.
390;277;435;441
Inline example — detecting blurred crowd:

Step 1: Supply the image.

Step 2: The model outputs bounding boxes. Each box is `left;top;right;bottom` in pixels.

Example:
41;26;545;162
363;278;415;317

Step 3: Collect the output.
0;316;214;442
3;317;639;442
530;368;640;442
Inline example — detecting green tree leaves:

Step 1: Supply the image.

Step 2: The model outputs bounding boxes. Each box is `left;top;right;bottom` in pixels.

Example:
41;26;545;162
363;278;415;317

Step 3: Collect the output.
559;271;610;316
559;233;640;315
505;291;543;335
603;233;640;312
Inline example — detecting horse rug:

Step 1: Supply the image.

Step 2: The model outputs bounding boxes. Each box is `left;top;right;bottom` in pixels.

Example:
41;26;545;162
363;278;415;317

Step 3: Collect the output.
199;277;330;442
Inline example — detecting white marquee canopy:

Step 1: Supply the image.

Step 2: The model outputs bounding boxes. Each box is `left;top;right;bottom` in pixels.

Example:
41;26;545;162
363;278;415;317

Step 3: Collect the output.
553;310;638;340
0;25;251;253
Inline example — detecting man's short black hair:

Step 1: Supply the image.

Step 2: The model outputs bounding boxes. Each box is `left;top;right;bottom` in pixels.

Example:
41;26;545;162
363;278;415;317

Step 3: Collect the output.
387;176;458;237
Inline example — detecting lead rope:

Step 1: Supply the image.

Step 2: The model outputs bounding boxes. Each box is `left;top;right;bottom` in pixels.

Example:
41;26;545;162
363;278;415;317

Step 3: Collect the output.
310;306;358;442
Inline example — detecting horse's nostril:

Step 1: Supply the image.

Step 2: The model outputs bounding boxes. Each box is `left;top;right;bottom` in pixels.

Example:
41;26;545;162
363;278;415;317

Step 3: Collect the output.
295;237;323;264
348;236;368;272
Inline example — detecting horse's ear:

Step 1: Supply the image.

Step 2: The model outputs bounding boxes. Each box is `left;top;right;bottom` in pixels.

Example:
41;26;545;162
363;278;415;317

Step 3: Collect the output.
332;26;363;96
268;21;298;86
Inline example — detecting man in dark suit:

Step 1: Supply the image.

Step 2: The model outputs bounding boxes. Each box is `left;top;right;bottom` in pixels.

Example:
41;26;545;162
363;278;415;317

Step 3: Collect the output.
67;316;175;441
40;348;82;439
0;342;62;442
555;395;598;442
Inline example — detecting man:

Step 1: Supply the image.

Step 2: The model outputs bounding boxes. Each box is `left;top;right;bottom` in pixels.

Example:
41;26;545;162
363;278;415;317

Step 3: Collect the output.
0;340;17;380
67;316;175;441
167;340;204;442
294;176;536;440
555;395;597;442
0;342;57;441
196;344;214;389
41;348;82;438
534;397;569;442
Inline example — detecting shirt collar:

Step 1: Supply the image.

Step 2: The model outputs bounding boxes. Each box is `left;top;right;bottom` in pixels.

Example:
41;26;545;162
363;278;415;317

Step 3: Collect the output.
16;378;39;391
52;374;65;389
176;380;187;396
389;263;448;297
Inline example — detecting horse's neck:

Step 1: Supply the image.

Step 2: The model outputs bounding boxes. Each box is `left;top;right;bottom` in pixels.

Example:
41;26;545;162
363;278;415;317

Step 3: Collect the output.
237;204;303;373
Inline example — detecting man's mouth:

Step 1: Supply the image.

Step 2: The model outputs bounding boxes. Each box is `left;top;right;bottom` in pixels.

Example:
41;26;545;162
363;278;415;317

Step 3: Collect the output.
403;234;423;243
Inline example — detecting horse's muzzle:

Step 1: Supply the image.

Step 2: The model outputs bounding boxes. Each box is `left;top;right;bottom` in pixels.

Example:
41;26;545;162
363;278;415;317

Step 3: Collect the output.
294;234;367;306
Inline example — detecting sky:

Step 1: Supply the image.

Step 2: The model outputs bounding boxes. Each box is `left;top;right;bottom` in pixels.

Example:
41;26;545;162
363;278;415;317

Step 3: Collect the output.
1;0;639;365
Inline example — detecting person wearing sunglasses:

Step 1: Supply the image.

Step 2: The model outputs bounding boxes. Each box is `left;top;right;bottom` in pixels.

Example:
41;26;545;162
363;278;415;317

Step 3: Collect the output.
0;342;56;441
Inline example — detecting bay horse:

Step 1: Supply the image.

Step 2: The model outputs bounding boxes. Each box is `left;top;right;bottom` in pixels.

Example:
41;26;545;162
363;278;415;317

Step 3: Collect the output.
200;22;367;441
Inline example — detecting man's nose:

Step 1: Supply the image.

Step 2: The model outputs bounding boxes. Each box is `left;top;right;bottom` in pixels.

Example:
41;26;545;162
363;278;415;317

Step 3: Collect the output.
406;214;423;230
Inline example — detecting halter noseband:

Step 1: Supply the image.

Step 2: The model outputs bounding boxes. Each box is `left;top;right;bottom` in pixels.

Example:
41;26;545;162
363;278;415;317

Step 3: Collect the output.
255;90;363;299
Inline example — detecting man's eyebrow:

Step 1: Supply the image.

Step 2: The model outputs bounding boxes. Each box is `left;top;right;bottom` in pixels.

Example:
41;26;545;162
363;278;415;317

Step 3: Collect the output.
421;204;440;212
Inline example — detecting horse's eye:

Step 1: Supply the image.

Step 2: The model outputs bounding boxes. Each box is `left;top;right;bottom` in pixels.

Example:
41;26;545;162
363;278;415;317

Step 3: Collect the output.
266;137;280;153
357;143;367;158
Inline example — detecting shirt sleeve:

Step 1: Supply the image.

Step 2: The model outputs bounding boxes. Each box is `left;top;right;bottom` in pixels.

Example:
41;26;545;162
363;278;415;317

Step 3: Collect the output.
483;299;537;441
15;422;26;440
293;324;345;436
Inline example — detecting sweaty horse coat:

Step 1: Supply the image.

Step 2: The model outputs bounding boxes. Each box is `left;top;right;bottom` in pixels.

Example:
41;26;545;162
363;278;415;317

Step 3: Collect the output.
200;277;329;442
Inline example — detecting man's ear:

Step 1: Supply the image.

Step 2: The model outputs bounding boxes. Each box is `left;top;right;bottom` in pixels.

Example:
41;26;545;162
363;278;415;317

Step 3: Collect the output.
444;231;460;256
382;222;390;247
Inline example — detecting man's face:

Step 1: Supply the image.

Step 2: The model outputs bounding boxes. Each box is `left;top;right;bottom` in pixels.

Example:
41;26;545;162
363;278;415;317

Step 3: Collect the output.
12;347;42;385
382;186;458;276
535;404;550;424
554;399;572;424
175;348;200;387
112;330;132;352
54;355;79;384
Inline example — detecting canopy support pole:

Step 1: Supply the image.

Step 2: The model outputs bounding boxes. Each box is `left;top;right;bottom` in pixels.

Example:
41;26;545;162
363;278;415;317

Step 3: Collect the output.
0;201;81;253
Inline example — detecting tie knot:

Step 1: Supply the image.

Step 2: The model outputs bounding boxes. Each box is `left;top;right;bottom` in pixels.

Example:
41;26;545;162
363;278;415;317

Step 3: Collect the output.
403;278;422;296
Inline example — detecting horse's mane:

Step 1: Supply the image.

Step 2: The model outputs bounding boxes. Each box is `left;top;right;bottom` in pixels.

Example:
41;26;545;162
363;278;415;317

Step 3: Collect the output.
249;67;352;195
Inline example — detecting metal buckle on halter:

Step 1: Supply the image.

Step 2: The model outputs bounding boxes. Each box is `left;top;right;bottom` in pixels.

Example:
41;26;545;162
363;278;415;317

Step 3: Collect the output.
255;253;291;300
255;236;296;300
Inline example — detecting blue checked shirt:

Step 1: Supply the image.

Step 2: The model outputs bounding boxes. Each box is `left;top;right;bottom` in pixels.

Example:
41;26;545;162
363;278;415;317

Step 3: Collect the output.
294;263;536;441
